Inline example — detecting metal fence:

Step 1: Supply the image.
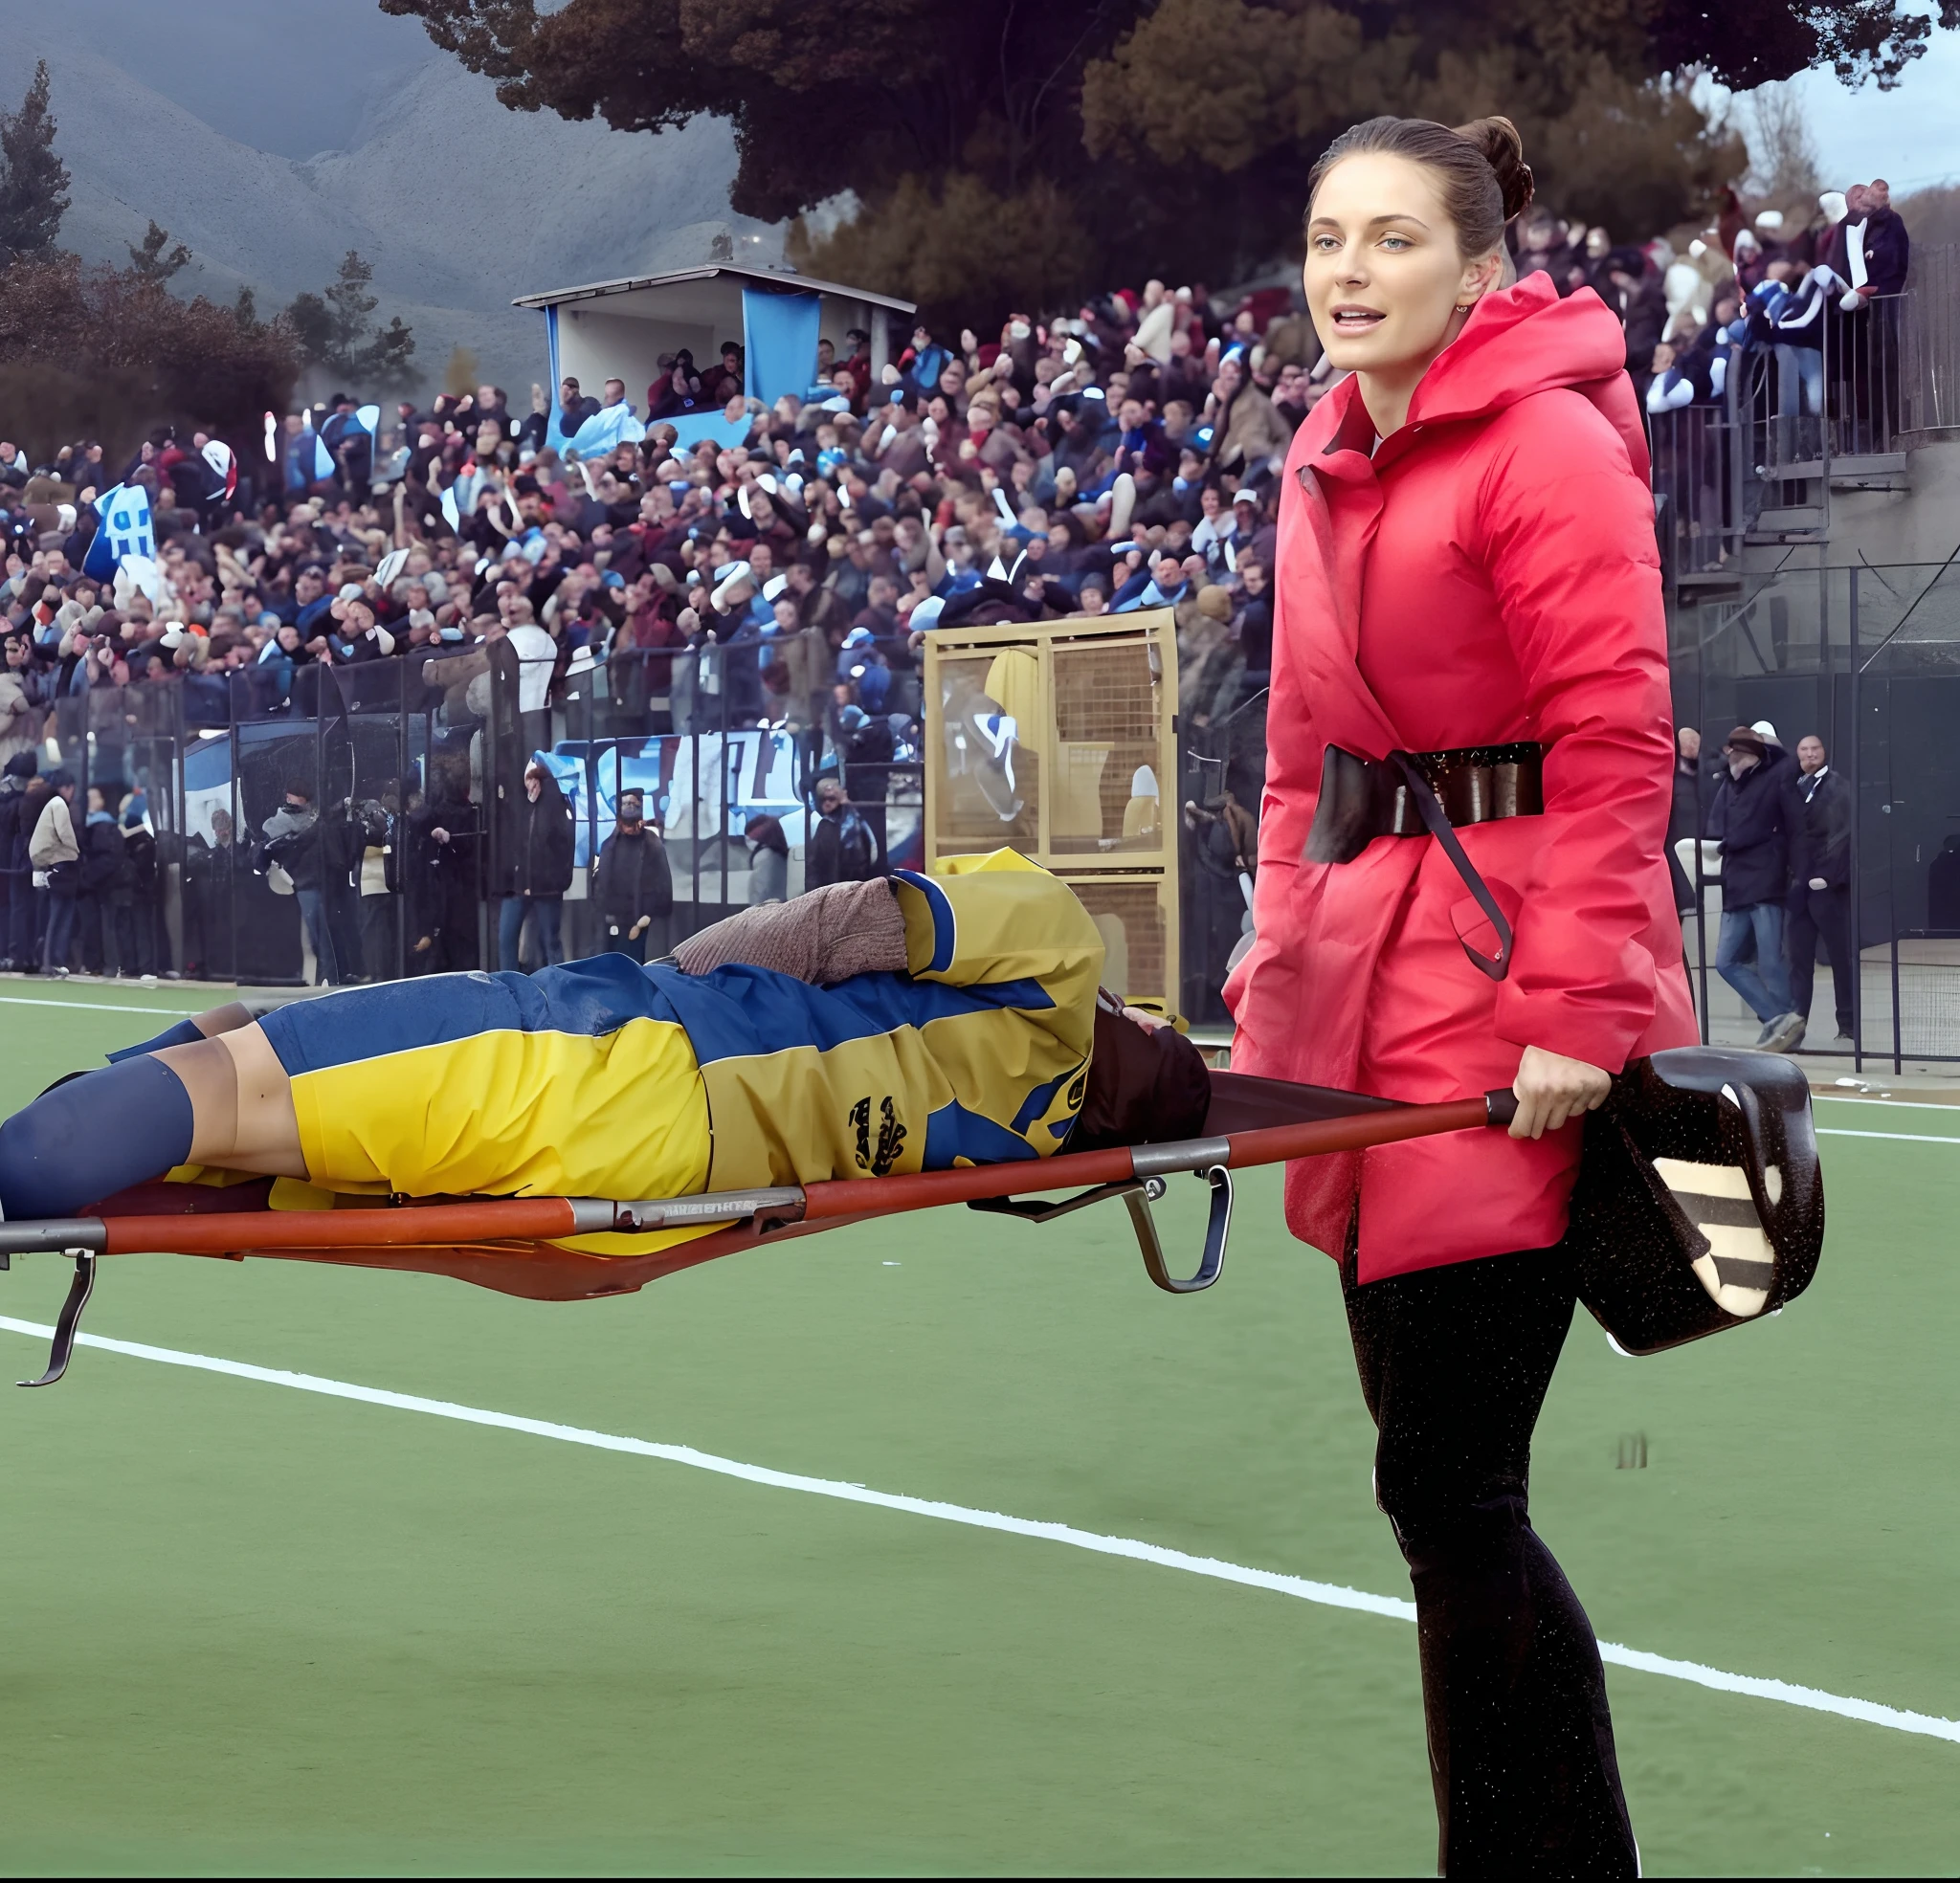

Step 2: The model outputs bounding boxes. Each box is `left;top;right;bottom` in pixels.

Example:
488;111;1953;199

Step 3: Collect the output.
1670;559;1960;1072
28;636;926;986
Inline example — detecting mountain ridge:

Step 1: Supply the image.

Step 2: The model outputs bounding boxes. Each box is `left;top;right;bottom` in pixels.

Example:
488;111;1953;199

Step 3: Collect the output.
0;16;782;398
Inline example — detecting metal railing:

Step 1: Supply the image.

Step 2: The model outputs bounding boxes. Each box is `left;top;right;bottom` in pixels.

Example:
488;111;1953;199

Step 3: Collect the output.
1901;242;1960;437
1649;245;1956;573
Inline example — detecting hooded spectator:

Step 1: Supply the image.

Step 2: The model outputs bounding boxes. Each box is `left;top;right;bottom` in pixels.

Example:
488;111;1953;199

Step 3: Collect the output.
594;786;673;963
498;759;575;971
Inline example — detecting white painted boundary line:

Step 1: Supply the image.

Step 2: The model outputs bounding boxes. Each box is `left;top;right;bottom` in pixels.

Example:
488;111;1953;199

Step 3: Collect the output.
1816;1127;1960;1144
1815;1096;1960;1113
0;994;189;1018
4;1316;1955;1748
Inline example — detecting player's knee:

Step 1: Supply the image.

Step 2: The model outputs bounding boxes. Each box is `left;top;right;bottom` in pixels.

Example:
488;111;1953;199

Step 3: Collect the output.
0;1056;197;1222
0;1092;79;1221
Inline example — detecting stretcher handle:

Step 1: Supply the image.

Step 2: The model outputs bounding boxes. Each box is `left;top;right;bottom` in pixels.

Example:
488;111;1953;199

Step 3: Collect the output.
1129;1167;1233;1295
91;1195;588;1257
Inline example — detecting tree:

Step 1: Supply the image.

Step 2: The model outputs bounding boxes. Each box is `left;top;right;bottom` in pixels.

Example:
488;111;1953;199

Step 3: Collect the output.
383;0;1945;308
126;218;192;283
284;290;334;363
0;251;301;463
790;174;1089;331
1746;80;1821;201
283;250;418;388
0;59;70;263
366;314;417;388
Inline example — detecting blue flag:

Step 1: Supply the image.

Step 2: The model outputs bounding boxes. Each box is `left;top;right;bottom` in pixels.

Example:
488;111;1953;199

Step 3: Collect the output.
547;401;646;456
81;482;157;582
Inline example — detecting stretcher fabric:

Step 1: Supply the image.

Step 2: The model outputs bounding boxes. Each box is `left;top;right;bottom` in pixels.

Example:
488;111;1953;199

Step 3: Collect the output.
238;859;1102;1251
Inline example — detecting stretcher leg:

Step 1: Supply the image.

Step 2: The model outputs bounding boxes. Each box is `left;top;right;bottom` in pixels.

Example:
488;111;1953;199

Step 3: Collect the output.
17;1252;96;1389
1129;1166;1232;1295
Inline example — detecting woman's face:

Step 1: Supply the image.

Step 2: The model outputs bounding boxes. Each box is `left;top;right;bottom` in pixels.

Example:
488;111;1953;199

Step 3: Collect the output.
1303;152;1499;379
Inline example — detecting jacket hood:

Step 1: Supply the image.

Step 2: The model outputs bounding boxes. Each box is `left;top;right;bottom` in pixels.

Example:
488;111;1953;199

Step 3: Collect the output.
1406;275;1647;475
1410;276;1626;423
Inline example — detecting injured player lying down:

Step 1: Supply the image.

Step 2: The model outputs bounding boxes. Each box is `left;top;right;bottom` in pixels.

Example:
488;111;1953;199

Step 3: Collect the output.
0;856;1212;1250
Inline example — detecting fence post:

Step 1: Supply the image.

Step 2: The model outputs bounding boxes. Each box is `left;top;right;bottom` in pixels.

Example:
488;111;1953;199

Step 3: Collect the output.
1692;612;1710;1044
1848;566;1862;1073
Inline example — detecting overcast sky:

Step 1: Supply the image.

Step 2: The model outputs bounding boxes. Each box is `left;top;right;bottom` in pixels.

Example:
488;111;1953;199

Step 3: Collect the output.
40;3;1960;192
53;0;435;159
1729;28;1960;193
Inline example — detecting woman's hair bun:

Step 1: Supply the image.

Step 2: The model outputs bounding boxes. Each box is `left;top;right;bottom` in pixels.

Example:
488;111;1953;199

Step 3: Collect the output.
1454;115;1534;223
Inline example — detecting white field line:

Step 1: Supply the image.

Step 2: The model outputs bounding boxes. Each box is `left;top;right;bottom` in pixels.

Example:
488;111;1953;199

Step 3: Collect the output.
0;995;191;1018
1814;1096;1960;1113
1815;1127;1960;1143
3;1316;1955;1749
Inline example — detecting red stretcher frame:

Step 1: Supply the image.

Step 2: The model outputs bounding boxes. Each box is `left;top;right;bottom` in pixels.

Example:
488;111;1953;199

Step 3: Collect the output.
1;1089;1515;1386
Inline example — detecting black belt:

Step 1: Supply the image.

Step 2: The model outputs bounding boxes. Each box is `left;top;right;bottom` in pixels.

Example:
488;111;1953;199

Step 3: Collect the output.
1304;742;1545;982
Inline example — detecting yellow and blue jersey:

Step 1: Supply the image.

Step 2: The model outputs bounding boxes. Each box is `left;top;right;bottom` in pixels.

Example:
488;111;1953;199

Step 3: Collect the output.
246;857;1104;1248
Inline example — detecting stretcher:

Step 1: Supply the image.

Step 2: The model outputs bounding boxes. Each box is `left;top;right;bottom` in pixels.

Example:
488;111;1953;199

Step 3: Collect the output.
0;1074;1519;1387
0;1045;1824;1386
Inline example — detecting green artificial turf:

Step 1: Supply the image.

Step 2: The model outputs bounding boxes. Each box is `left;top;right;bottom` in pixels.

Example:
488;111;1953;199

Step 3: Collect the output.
0;986;1954;1874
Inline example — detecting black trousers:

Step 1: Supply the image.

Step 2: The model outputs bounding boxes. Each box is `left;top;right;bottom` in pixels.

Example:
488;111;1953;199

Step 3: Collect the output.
1343;1244;1637;1877
1787;883;1854;1037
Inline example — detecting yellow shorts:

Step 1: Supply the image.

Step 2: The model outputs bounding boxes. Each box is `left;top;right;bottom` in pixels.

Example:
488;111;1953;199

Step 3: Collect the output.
256;964;713;1256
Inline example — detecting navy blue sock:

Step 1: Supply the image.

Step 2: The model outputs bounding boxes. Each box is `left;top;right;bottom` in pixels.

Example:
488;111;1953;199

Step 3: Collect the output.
106;1017;207;1063
0;1056;196;1220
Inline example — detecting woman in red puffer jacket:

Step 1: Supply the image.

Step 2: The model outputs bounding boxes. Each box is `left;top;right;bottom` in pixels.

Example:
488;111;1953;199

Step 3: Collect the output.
1226;115;1695;1874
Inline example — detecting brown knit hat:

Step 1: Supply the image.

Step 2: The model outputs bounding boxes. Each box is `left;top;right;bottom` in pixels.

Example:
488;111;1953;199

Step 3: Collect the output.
1724;726;1767;756
1195;585;1232;621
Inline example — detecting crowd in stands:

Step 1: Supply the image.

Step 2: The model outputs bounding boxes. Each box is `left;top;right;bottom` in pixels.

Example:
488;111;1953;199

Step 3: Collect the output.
0;163;1925;987
1633;177;1911;442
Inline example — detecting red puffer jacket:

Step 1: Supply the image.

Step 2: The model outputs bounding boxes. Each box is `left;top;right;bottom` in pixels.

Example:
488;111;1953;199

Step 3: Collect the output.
1225;275;1697;1282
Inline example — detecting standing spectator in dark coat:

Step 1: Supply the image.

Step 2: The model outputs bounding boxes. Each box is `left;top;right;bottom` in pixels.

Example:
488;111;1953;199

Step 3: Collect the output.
804;777;877;889
184;809;236;980
0;749;36;968
78;785;131;974
407;764;479;973
122;805;163;978
593;787;673;963
1784;734;1854;1045
1601;250;1667;410
351;789;402;983
498;759;575;970
1707;727;1803;1050
1666;725;1708;913
256;782;339;985
1834;178;1912;299
1827;181;1912;448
